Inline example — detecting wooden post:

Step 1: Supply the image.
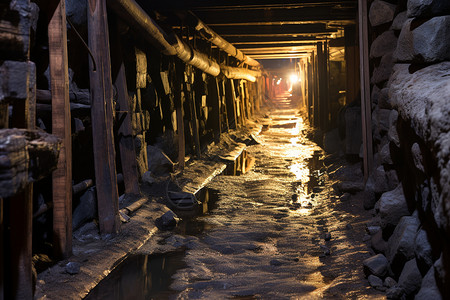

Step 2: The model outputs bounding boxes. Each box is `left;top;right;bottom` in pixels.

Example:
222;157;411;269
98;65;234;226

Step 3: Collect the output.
345;25;359;105
207;77;221;143
0;198;3;300
225;79;237;128
88;0;120;234
48;0;72;258
175;62;185;169
9;186;33;299
110;22;140;195
184;68;201;157
358;0;373;181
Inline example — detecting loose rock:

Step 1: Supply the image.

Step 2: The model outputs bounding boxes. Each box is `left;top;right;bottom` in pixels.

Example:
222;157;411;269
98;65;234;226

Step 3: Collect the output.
65;262;80;275
415;266;442;300
398;258;422;296
379;184;410;230
363;254;389;277
368;274;385;291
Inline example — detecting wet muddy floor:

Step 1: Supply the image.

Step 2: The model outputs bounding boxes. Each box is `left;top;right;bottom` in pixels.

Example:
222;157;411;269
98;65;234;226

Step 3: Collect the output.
87;93;384;299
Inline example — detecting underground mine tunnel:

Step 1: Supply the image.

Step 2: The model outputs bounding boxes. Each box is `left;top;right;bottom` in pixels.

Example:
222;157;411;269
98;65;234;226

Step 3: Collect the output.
1;0;450;299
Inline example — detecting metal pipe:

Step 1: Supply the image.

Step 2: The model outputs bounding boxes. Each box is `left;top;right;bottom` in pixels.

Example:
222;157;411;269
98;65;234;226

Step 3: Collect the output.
107;0;177;55
171;35;221;76
193;16;260;67
220;65;261;82
108;0;220;76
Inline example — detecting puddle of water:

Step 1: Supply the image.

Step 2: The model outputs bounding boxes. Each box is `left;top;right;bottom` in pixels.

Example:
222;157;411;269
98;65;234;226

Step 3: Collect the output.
175;188;220;236
288;150;326;214
85;251;186;300
224;150;255;176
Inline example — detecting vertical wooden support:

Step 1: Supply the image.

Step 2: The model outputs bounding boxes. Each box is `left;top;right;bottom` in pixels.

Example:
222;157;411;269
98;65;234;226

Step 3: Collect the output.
0;198;3;300
88;0;120;234
175;62;185;169
9;186;33;299
207;77;221;143
313;46;320;128
110;22;140;195
115;64;140;194
49;0;72;258
358;0;373;181
184;68;201;157
220;80;230;131
225;79;238;128
345;25;359;105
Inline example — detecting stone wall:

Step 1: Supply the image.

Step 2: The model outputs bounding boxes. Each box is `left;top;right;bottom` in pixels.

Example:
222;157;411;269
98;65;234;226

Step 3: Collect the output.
363;0;450;298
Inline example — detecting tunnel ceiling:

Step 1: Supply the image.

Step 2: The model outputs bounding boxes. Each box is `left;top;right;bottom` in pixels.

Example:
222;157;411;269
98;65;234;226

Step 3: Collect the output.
140;0;357;65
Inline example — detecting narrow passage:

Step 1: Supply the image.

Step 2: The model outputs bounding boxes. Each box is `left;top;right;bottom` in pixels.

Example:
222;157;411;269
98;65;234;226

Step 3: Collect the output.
166;93;384;299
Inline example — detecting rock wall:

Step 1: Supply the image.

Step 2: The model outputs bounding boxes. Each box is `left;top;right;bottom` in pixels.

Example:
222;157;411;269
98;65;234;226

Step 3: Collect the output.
363;0;450;298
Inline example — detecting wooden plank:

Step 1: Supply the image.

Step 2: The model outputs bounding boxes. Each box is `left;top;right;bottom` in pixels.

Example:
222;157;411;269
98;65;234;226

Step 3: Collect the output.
358;0;373;181
88;0;120;234
48;0;72;258
9;186;33;299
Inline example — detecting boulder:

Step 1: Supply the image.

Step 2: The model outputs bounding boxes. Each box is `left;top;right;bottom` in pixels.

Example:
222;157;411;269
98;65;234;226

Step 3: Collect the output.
398;259;422;296
388;62;450;235
370;30;398;59
387;110;400;148
387;216;420;274
147;145;174;176
384;277;397;288
372;227;388;254
379;88;391;109
411;143;425;173
364;254;389;277
155;210;180;230
380;143;393;165
369;0;397;27
386;286;404;299
65;262;80;275
366;166;390;195
379;183;410;230
407;0;450;18
371;52;395;85
414;229;434;275
72;187;97;231
362;190;377;210
368;274;385;291
391;11;408;31
394;17;450;63
415;266;443;300
386;169;399;191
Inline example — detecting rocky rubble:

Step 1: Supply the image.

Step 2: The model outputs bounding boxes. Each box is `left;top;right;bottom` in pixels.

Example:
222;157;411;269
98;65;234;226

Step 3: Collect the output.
361;0;449;298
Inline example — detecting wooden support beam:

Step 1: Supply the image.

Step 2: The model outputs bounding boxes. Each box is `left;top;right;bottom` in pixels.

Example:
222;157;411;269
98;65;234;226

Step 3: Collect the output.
225;79;238;128
207;77;222;143
88;0;120;234
0;198;3;300
9;186;33;299
48;0;72;258
184;68;201;157
174;62;186;169
115;64;140;195
111;22;140;195
358;0;373;181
